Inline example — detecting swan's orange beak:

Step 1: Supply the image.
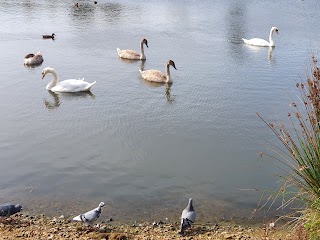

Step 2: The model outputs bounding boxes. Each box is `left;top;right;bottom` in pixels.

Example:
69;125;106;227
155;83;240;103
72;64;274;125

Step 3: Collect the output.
42;73;45;79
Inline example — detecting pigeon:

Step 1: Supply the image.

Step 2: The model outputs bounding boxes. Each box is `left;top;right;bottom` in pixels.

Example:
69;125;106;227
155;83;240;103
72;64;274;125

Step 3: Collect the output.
178;198;196;236
72;202;105;226
0;204;22;217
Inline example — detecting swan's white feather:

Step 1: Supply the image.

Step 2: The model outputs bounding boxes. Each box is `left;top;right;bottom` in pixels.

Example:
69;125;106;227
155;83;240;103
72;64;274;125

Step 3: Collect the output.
242;38;270;47
242;27;278;47
42;67;96;93
50;79;96;92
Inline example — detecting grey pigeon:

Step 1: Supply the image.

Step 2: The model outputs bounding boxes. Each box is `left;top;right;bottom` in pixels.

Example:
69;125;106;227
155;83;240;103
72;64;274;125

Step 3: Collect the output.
0;204;22;217
178;198;196;235
72;202;105;226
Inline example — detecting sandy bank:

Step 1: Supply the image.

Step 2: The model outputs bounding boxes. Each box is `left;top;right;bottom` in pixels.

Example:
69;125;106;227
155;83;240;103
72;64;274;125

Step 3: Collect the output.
0;213;298;240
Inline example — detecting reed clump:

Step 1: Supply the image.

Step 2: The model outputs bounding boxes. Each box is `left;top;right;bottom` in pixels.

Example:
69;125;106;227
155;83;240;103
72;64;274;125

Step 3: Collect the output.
257;55;320;239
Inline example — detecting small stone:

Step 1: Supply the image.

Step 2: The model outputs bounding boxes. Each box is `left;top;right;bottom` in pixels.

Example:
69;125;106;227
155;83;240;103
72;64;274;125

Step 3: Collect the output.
99;226;107;233
224;234;234;239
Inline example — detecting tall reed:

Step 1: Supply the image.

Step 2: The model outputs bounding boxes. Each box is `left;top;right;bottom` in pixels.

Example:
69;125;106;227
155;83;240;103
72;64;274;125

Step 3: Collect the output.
257;56;320;237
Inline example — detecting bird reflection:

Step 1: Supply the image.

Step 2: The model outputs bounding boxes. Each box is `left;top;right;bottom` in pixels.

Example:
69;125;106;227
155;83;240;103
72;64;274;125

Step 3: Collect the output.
244;45;276;64
44;91;95;110
268;47;276;64
165;84;174;103
118;57;146;67
44;91;60;110
140;78;175;103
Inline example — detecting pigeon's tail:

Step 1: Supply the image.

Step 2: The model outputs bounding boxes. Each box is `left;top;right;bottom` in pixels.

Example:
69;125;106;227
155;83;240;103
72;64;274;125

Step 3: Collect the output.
72;215;82;222
178;221;186;235
178;218;192;235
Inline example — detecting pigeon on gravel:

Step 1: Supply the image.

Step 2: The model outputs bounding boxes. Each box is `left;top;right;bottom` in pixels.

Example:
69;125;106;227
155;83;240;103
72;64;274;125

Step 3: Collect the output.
72;202;105;226
0;204;22;217
178;198;196;235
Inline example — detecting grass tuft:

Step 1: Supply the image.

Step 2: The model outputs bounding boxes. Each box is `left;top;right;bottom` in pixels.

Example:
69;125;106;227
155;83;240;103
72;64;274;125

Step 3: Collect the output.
257;55;320;238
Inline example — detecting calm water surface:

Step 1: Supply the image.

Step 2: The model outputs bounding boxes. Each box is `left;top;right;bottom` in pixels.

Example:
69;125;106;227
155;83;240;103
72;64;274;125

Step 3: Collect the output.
1;0;320;223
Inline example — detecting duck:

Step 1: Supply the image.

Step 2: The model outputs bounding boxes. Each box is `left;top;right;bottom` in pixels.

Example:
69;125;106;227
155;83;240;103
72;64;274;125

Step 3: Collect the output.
41;67;96;92
42;33;55;39
140;60;177;83
117;38;148;60
24;51;43;65
242;27;279;47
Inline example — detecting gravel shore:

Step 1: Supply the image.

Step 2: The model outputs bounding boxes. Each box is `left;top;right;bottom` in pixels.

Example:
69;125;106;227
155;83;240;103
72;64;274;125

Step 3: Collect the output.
0;213;298;240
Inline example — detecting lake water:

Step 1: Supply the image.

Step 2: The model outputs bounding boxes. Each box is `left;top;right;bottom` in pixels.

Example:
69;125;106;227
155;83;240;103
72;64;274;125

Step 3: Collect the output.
1;0;320;223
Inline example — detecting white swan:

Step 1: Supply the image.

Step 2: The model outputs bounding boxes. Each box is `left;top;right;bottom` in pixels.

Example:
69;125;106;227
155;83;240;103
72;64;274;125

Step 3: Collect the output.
242;27;279;47
140;60;177;83
117;38;148;60
24;51;43;65
41;67;96;92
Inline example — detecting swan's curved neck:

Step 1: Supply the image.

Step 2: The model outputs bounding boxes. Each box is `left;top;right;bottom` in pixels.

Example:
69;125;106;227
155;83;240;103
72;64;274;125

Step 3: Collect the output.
166;63;172;83
46;70;58;90
269;29;275;47
140;41;146;60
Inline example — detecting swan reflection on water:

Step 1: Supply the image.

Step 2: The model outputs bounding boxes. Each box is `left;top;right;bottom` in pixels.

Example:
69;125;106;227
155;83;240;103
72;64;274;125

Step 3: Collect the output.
165;84;174;103
244;45;276;64
118;57;146;71
267;47;276;64
44;91;95;110
140;79;175;103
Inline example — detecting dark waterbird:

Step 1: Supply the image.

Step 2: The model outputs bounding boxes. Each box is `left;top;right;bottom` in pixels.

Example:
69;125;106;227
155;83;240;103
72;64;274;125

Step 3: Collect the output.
42;33;55;39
